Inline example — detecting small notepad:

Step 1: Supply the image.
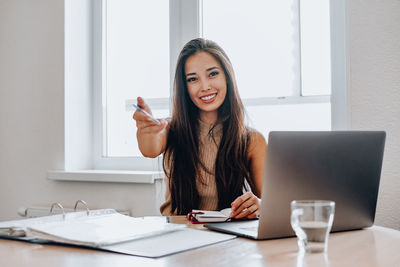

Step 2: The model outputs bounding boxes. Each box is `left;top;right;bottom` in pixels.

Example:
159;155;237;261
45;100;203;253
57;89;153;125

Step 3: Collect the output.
188;208;232;223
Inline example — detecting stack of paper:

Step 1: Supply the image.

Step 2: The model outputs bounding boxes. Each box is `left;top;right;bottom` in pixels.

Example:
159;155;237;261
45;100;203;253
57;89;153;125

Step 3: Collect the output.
0;209;236;257
26;211;185;247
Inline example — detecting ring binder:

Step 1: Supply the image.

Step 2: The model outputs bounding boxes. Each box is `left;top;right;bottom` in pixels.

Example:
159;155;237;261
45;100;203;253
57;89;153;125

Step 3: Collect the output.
49;203;66;220
0;200;235;258
74;200;90;216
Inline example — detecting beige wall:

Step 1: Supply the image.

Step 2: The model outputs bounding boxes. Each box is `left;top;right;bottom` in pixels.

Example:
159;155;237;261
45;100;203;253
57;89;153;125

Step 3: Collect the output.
0;0;161;220
348;0;400;229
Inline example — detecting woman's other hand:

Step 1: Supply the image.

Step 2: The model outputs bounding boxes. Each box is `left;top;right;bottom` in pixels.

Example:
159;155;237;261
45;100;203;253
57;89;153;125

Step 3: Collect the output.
230;192;261;219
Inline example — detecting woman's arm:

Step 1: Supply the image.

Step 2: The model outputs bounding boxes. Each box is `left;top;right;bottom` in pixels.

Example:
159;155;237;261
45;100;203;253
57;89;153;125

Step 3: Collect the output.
230;130;267;219
247;130;267;197
133;97;169;158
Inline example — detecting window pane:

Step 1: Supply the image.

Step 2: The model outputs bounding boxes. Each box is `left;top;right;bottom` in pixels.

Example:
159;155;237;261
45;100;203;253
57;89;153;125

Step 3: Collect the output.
202;0;300;98
110;108;169;157
300;0;331;96
246;103;331;137
101;1;332;159
105;0;169;157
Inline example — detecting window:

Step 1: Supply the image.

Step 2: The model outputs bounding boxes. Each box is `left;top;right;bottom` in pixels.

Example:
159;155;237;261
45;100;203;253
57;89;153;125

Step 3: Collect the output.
103;0;170;158
201;0;331;135
92;0;345;171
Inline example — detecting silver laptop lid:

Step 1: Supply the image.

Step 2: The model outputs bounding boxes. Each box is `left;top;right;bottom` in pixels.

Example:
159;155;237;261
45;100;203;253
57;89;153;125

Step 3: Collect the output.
257;131;386;239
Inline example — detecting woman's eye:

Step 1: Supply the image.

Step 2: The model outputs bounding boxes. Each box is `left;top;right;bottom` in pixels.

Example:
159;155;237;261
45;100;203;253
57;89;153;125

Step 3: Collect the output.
209;71;219;77
186;77;197;83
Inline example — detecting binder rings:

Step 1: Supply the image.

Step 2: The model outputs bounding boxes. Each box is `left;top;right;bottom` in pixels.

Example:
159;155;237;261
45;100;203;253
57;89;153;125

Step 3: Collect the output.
0;200;236;257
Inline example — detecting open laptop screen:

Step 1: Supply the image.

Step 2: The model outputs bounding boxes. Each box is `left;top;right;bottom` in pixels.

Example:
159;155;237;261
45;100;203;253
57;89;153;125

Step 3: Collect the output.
257;131;386;239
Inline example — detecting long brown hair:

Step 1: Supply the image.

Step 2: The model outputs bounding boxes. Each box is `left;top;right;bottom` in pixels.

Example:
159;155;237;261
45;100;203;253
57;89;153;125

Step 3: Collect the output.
163;38;254;215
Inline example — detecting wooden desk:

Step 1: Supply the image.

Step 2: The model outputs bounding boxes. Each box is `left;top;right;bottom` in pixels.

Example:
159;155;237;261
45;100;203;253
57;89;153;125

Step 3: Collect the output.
1;216;399;267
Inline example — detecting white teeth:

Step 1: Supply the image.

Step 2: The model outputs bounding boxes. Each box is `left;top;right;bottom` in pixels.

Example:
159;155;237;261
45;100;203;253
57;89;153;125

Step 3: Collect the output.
201;94;216;100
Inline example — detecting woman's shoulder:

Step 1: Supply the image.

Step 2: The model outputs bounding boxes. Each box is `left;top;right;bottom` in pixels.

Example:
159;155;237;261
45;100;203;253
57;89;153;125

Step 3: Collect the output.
247;128;266;143
247;128;267;157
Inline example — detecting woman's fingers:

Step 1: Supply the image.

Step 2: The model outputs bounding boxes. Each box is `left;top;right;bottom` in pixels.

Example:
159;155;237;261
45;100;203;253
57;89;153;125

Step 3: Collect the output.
133;97;153;120
133;108;155;123
235;204;258;219
136;96;152;113
135;116;164;128
133;96;164;128
230;192;250;216
230;192;260;219
136;119;168;134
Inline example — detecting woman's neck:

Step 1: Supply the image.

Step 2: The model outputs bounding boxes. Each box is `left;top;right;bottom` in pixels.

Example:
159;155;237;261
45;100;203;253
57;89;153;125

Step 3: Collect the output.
199;111;218;125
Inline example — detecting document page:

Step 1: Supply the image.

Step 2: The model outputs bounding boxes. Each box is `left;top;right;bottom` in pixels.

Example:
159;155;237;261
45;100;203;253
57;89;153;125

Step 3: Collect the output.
27;213;185;246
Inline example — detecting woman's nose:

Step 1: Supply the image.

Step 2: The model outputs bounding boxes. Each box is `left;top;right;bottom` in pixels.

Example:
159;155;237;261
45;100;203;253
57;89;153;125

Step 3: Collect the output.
200;79;211;91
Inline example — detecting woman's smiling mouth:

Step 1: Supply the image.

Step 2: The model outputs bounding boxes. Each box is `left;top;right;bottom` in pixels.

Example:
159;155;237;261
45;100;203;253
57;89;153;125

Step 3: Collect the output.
200;93;217;103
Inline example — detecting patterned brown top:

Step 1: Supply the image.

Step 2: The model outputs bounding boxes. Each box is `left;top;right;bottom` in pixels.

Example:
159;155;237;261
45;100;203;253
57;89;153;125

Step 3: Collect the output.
160;120;222;215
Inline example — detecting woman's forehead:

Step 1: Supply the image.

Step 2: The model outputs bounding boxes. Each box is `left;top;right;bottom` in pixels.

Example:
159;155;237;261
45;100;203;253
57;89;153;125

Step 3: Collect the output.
185;52;221;74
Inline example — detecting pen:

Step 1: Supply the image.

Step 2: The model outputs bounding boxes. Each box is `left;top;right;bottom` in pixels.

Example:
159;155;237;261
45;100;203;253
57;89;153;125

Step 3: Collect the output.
132;104;161;125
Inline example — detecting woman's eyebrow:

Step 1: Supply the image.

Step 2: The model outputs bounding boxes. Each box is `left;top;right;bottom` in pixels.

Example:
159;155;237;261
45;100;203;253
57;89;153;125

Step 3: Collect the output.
186;66;219;77
206;66;219;71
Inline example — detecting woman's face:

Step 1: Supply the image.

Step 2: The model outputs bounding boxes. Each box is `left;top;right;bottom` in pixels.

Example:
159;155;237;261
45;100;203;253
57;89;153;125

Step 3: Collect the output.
185;51;227;124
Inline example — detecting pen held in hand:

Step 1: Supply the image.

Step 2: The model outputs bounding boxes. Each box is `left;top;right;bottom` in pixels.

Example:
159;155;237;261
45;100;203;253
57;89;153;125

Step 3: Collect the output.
132;104;161;125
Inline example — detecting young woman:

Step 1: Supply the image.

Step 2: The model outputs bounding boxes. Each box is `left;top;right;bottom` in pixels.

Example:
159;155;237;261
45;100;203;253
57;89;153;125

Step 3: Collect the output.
133;38;266;219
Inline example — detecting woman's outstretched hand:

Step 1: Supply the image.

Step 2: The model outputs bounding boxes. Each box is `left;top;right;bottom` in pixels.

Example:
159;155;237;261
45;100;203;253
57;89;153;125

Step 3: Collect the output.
230;192;261;219
133;97;167;132
133;97;168;158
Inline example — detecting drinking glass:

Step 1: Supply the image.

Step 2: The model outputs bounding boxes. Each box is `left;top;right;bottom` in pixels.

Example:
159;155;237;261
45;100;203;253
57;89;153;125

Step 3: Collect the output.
290;200;335;253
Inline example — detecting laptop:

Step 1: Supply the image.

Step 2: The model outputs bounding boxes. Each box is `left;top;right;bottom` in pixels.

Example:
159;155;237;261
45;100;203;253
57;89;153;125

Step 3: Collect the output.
204;131;386;240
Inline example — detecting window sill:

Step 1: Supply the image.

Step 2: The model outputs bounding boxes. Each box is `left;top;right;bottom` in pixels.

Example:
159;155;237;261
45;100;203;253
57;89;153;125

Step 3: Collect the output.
47;170;164;184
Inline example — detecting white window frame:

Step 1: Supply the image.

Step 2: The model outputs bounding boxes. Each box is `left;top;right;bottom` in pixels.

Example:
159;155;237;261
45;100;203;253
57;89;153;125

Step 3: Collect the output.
330;0;349;130
92;0;204;171
55;0;348;180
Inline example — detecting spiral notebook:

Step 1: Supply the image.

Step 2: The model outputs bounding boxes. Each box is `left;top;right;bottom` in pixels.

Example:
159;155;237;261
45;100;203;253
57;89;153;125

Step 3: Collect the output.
0;200;235;257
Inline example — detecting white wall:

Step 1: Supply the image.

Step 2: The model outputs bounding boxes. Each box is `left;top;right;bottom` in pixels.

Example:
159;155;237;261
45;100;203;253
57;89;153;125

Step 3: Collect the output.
0;0;399;229
348;0;400;229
